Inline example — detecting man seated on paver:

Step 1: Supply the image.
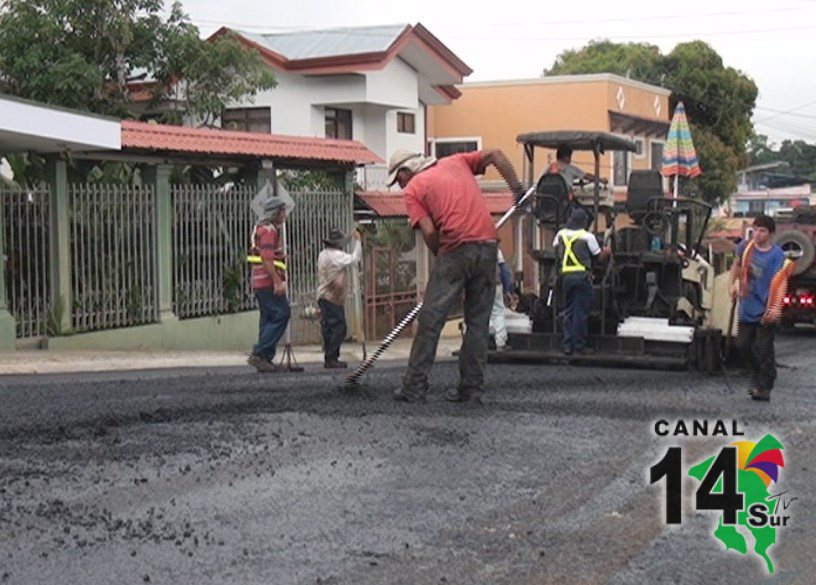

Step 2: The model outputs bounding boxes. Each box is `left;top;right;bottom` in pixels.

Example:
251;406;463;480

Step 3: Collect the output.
550;144;607;190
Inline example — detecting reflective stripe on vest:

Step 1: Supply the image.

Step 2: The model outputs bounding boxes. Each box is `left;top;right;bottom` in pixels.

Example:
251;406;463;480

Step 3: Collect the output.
246;255;286;271
560;230;589;274
247;222;285;271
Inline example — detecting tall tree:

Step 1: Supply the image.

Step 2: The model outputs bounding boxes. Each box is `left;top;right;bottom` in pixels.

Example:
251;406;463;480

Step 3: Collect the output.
0;0;276;124
545;40;758;205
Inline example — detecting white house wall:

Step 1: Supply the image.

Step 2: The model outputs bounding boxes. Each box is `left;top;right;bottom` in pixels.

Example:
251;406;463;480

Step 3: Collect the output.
364;59;418;109
227;60;433;159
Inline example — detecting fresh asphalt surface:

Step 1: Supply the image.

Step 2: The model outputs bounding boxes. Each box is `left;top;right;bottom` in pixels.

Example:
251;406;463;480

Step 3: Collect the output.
1;332;815;585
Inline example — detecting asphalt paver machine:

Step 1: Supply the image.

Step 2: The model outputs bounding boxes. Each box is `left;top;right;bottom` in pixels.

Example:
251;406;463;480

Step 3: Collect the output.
491;131;733;371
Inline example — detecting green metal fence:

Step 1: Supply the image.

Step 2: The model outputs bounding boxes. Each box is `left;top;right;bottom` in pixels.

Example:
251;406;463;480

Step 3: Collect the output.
1;186;51;338
171;184;257;319
69;184;158;333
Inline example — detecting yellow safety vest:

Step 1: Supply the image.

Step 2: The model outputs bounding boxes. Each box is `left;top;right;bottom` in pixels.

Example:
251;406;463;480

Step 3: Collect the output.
560;229;589;274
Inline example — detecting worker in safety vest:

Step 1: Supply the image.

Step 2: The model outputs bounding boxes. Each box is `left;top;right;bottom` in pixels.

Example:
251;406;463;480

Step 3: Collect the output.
549;144;607;195
246;197;290;373
553;207;610;355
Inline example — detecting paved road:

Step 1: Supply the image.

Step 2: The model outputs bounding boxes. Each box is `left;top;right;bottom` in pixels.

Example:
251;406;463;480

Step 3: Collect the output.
1;332;815;585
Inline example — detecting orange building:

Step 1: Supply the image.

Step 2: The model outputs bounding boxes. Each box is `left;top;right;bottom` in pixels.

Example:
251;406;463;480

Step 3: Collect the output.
428;73;671;191
427;73;672;286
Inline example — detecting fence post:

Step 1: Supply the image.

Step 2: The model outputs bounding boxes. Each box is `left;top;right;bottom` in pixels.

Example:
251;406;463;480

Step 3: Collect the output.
143;165;176;323
45;157;72;335
344;167;364;343
0;198;16;349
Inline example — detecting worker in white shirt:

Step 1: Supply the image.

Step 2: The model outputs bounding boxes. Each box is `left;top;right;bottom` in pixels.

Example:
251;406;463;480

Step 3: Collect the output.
317;228;362;368
489;250;513;351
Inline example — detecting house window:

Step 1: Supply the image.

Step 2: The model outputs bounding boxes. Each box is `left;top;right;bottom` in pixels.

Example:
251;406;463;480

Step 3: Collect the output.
433;140;479;159
397;112;415;134
634;138;645;159
222;107;271;134
325;108;353;140
650;141;665;172
613;150;630;186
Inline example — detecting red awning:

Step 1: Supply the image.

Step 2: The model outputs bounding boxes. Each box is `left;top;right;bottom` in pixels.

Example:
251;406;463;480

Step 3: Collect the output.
121;121;383;165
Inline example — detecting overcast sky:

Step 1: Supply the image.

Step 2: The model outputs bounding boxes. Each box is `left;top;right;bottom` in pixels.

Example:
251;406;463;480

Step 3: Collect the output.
179;0;816;145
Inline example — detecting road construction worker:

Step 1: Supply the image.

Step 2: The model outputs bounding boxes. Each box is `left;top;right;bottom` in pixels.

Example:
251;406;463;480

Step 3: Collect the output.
550;144;607;190
247;197;290;373
554;207;610;355
489;249;513;351
317;228;362;369
385;147;525;404
729;214;791;402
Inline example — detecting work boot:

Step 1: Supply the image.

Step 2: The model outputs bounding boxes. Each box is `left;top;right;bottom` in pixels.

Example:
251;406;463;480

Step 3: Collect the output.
324;360;348;369
393;388;426;403
247;354;279;373
751;388;771;402
445;388;484;405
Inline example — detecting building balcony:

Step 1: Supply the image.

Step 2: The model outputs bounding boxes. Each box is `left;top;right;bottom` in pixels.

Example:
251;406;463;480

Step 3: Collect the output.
357;164;400;193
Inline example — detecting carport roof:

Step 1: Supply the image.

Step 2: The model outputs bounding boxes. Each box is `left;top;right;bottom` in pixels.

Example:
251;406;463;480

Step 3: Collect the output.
0;94;121;154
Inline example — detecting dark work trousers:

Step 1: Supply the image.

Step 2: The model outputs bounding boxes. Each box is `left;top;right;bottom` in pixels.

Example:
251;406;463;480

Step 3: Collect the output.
562;272;593;352
735;322;777;391
402;242;498;398
318;298;347;363
253;288;291;362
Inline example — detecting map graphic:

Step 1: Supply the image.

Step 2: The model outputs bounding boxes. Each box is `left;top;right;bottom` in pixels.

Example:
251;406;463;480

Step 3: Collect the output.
688;434;785;573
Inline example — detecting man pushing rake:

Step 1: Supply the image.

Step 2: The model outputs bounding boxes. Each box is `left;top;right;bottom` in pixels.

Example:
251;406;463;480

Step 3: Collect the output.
344;147;526;404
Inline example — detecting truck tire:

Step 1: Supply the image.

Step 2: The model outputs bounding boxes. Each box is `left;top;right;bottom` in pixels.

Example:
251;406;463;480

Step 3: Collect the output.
775;230;815;276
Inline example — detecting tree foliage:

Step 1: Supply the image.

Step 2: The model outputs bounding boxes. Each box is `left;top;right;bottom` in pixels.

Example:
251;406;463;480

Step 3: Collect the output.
748;134;816;179
545;40;758;205
0;0;276;124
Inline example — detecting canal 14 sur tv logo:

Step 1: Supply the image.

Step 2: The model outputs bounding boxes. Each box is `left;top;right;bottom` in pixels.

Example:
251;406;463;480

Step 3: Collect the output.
650;419;794;574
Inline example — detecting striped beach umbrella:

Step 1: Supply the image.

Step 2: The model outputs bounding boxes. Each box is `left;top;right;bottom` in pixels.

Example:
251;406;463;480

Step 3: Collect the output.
661;102;701;197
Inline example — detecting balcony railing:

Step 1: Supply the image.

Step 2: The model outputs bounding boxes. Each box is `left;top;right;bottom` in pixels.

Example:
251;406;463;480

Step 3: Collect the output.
357;165;399;193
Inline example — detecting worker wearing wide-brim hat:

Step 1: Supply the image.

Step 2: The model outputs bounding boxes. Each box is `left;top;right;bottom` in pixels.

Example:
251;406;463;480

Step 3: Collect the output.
317;227;362;369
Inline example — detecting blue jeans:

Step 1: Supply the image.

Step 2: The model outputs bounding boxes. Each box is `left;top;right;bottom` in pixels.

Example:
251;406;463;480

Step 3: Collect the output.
562;272;592;352
253;289;291;361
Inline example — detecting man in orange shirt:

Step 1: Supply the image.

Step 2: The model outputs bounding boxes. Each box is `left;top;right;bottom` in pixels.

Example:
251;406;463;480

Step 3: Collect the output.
386;148;524;404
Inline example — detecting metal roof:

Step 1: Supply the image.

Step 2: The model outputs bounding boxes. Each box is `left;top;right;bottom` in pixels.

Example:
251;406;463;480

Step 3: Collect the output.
517;131;637;153
240;25;407;61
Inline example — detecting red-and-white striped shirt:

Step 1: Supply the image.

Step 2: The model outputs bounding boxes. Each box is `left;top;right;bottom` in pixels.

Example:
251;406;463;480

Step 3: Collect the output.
251;223;286;290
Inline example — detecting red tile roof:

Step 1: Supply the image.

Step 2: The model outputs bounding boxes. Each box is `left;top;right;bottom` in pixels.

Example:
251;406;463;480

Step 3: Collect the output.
356;191;515;218
121;121;383;165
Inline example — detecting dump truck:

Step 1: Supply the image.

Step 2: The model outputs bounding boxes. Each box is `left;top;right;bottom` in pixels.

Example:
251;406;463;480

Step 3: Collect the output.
489;131;735;372
774;206;816;327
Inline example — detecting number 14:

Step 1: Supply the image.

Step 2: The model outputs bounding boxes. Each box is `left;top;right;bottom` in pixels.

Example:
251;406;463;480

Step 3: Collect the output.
650;447;744;525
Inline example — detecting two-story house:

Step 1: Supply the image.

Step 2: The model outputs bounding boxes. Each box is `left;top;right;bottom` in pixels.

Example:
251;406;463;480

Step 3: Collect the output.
213;23;471;190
